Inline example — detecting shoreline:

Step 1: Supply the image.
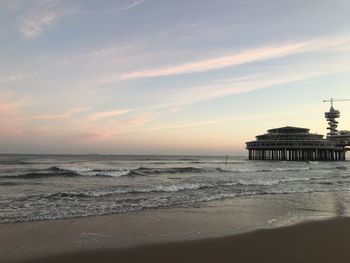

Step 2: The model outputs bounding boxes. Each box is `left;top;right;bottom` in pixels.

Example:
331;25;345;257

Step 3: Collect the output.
2;191;350;262
18;217;350;263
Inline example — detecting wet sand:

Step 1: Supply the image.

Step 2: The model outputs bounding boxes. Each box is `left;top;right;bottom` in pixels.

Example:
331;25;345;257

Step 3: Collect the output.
18;217;350;263
2;192;350;263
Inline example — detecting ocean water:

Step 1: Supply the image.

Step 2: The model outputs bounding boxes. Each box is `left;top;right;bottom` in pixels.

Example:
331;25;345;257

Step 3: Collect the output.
0;154;349;223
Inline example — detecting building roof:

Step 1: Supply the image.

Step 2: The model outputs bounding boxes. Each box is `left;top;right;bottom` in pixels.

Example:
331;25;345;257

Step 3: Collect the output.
267;126;310;134
246;125;337;150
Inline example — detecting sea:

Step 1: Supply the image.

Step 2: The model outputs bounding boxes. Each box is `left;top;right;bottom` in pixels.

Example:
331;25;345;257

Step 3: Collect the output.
0;154;349;223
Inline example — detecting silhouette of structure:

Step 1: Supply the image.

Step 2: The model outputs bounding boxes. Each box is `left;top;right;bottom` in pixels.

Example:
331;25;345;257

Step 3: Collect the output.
246;99;350;161
324;98;350;152
246;126;343;161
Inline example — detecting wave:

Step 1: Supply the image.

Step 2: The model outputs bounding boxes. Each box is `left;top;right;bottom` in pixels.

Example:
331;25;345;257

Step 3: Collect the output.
121;165;311;177
0;160;34;165
19;174;338;200
4;187;350;224
42;183;216;199
50;166;130;177
0;166;130;179
125;166;211;176
336;166;347;170
0;168;79;179
120;166;312;177
1;162;348;180
217;166;310;173
0;165;313;179
0;181;20;186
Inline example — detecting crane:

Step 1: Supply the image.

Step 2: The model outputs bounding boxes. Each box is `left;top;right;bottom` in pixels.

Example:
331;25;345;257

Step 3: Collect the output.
323;98;350;108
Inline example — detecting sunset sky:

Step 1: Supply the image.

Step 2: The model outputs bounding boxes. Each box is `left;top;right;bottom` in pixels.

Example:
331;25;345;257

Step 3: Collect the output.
1;0;350;155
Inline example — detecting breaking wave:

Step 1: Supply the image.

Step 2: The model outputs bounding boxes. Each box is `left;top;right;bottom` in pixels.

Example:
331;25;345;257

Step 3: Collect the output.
1;163;348;180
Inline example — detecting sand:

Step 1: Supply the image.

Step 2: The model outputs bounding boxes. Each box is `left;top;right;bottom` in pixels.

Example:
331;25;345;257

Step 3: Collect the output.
16;217;350;263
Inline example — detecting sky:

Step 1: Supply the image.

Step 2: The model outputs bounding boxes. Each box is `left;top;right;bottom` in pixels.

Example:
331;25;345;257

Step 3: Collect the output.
1;0;350;155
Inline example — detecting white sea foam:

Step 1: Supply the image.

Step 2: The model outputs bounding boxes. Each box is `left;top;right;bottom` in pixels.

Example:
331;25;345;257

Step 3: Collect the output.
2;154;350;223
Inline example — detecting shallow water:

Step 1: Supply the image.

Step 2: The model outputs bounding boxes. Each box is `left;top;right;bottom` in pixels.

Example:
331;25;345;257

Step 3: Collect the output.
0;154;349;223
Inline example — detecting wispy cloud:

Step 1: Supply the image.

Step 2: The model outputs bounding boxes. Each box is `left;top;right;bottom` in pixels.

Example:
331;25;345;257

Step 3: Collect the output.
136;111;300;132
217;74;264;83
61;131;115;143
66;106;93;114
31;113;71;120
31;106;91;120
161;62;350;108
116;36;350;81
110;0;146;13
20;1;80;38
21;10;58;38
0;73;37;83
109;112;153;127
0;93;30;136
61;112;152;144
86;109;130;121
118;43;306;80
83;59;350;118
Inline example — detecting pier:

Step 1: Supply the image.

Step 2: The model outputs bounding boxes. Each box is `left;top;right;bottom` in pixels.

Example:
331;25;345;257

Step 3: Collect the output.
246;99;350;161
246;126;345;161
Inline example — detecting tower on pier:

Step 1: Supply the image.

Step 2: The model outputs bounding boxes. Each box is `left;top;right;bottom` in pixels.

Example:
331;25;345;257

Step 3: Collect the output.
324;98;340;137
246;99;350;161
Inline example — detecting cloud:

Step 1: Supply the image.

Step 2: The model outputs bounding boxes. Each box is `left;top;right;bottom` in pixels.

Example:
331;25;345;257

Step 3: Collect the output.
0;73;37;83
66;106;93;114
136;111;300;132
31;106;91;120
159;62;350;109
61;131;115;143
217;74;264;83
87;59;350;118
111;112;153;127
118;42;307;80
0;93;30;136
60;112;152;144
21;10;58;38
116;36;350;81
110;0;146;13
31;113;71;120
86;109;130;121
20;1;80;38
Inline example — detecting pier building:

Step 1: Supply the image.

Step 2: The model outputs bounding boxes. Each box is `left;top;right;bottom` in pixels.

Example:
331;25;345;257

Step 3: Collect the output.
246;126;344;161
246;99;349;161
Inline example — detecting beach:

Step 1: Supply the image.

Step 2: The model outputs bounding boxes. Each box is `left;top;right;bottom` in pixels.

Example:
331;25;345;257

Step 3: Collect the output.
2;191;350;263
16;218;350;263
2;0;350;261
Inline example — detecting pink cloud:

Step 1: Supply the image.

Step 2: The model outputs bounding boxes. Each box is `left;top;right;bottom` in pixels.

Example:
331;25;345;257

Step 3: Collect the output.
118;42;308;80
60;112;152;144
61;131;117;144
31;113;71;120
113;112;152;127
86;109;130;121
0;95;29;136
117;35;350;81
31;106;91;120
